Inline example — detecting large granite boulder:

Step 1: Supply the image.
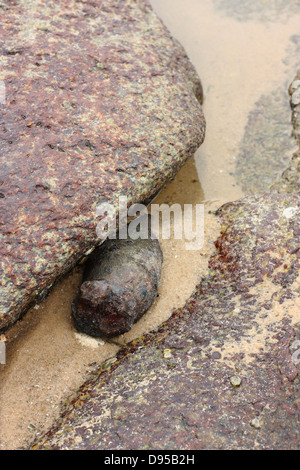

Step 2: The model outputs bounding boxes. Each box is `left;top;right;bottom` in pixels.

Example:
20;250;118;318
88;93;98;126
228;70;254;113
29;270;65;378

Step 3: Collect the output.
0;0;205;331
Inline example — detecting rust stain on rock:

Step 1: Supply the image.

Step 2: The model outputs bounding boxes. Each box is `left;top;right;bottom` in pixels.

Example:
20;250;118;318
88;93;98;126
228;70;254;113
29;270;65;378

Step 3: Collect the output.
0;0;205;331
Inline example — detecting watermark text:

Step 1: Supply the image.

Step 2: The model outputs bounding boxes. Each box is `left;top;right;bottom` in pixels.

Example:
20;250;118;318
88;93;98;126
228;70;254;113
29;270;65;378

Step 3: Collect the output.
96;196;204;251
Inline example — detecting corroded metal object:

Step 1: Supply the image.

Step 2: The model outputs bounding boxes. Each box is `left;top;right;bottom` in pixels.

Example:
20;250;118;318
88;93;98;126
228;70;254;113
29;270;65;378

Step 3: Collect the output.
72;227;163;338
0;0;205;331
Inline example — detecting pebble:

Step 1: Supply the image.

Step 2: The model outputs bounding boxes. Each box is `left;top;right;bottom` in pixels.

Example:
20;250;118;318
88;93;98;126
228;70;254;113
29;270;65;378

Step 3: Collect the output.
250;417;263;429
230;375;242;387
163;349;173;359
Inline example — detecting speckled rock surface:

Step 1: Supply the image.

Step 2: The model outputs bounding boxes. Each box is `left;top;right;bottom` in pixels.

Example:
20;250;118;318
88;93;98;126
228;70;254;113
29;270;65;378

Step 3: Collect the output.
0;0;205;331
32;191;300;450
235;86;295;195
272;70;300;195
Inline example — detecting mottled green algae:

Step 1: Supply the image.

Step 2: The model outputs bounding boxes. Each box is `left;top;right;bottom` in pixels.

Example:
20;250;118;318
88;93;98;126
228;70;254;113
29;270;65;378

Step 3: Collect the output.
0;0;205;331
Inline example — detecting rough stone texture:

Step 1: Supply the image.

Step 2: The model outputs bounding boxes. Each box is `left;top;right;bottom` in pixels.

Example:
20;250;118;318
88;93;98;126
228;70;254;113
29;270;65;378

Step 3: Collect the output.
72;227;163;338
0;0;205;331
272;70;300;195
32;192;300;450
235;87;295;195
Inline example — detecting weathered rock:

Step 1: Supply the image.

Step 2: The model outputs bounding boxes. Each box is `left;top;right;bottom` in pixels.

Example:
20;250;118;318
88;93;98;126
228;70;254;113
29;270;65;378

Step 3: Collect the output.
289;70;300;145
272;70;300;195
235;86;296;195
273;149;300;195
72;221;163;338
0;0;205;332
32;192;300;450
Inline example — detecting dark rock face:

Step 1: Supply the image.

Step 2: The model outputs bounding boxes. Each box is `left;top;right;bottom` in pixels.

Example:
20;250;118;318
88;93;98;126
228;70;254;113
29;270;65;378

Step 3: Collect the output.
32;192;300;450
72;230;163;338
0;0;205;331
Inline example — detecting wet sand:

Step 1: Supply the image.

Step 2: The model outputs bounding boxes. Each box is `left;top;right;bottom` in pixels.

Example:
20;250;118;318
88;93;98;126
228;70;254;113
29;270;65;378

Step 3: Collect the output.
1;0;300;450
151;0;299;200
